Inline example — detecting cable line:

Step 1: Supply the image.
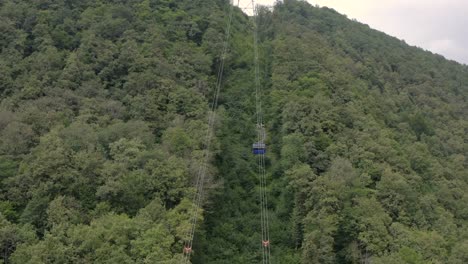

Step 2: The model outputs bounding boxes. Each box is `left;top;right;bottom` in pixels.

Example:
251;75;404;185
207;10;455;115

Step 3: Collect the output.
181;1;271;262
182;1;235;263
251;1;271;263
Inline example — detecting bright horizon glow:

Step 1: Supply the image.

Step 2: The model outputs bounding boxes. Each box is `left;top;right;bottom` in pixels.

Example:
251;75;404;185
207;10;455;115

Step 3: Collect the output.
237;0;468;64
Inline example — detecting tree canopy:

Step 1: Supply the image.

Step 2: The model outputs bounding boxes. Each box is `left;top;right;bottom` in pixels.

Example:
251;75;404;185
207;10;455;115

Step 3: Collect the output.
0;0;467;263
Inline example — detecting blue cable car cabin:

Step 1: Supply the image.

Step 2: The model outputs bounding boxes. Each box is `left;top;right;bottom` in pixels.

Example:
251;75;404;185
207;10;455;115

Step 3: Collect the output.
252;142;266;155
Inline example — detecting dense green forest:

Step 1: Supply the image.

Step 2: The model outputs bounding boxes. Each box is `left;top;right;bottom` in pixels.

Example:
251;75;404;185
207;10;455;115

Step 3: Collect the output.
0;0;467;263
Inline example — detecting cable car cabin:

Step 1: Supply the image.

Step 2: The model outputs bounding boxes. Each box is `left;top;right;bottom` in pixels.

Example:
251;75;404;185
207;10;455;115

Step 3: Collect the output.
252;142;266;155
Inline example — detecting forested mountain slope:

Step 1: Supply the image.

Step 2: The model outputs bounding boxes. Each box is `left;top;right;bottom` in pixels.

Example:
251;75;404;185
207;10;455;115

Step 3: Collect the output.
0;0;247;262
0;0;467;263
197;1;468;263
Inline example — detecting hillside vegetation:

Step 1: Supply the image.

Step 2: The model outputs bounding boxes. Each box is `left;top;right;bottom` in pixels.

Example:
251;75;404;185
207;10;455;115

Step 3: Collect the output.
0;0;467;263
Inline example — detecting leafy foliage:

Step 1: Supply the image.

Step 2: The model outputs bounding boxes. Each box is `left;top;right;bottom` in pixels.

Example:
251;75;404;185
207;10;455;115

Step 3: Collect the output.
0;0;227;262
0;0;467;263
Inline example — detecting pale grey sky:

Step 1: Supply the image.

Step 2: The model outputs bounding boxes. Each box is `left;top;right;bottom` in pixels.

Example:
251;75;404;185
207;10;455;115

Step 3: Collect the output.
237;0;468;64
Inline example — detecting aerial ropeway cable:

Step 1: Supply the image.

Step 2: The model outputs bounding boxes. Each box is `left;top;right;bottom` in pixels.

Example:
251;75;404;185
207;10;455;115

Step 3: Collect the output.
181;1;235;263
251;1;271;263
182;1;271;263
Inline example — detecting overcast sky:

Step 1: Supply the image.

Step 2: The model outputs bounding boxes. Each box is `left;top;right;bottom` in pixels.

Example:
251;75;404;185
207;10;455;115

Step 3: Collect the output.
237;0;468;64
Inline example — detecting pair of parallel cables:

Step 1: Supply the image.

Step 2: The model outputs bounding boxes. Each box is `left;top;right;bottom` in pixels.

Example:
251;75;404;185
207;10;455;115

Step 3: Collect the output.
182;1;271;263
